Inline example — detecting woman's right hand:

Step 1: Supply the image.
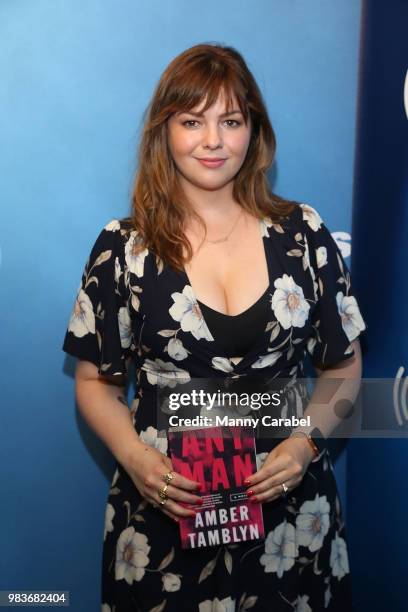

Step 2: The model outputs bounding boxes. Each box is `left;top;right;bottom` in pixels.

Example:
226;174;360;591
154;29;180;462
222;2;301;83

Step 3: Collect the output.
124;441;203;522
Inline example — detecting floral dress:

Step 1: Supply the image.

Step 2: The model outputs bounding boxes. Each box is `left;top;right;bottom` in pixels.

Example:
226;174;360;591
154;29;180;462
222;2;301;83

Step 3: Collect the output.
62;203;366;612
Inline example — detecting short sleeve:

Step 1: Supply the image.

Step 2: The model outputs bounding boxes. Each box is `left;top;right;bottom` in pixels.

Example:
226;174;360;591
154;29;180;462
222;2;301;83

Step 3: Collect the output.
62;219;135;377
300;204;367;369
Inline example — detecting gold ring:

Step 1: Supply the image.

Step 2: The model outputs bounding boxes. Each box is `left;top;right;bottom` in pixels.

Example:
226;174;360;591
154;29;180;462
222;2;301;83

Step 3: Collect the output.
162;471;175;485
158;483;169;501
281;482;289;496
159;498;167;506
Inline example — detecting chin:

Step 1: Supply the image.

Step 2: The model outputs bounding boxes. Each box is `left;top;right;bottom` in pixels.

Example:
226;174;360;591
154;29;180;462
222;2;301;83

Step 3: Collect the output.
182;173;236;193
194;179;233;192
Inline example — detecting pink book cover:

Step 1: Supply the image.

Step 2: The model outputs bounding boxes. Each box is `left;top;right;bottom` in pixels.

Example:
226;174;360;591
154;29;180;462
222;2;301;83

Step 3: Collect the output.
168;425;265;549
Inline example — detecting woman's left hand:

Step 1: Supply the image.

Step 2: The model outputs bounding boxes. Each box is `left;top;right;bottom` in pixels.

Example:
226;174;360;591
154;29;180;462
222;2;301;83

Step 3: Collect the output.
244;436;316;503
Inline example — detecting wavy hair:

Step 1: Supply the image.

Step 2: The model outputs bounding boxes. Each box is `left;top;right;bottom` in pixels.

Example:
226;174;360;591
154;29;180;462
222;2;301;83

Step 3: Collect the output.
129;43;297;272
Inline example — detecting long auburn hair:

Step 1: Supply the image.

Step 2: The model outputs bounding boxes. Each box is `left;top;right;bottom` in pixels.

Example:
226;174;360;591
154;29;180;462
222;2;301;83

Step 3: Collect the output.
129;43;297;272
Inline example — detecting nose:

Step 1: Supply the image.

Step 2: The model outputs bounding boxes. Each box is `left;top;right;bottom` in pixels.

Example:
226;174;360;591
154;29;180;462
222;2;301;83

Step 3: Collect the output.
202;122;222;149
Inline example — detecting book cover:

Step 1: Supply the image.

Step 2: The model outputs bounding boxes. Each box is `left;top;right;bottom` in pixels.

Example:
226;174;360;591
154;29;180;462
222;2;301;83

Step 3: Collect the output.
168;425;265;549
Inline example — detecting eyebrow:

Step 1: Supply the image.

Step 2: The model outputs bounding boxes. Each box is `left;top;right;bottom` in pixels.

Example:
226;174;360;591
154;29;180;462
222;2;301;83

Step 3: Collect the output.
177;109;243;118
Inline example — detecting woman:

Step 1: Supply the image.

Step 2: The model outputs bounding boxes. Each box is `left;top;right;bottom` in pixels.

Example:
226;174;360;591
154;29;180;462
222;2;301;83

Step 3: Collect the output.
62;43;366;611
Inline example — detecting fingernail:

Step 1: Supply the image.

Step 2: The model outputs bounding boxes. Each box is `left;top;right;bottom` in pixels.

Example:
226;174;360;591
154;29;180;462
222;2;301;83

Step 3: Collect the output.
196;498;204;504
196;483;203;491
243;479;251;486
249;496;259;503
247;490;254;497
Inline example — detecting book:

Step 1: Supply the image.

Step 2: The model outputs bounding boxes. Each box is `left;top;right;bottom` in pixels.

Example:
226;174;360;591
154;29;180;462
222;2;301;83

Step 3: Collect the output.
168;425;265;549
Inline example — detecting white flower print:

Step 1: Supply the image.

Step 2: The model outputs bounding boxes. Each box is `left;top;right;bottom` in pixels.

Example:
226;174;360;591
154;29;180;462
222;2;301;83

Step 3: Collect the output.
344;343;354;355
260;520;298;577
139;425;168;455
330;533;349;580
125;233;148;277
104;219;121;232
115;527;150;584
169;286;214;341
142;358;191;388
111;468;119;488
306;337;317;356
251;351;282;369
333;231;351;259
212;356;234;373
296;494;330;552
130;283;143;312
167;337;189;361
302;237;318;300
316;246;328;268
336;292;366;342
294;595;312;612
271;275;310;330
104;503;115;540
300;203;323;232
118;306;132;349
162;573;181;592
114;256;122;284
302;237;319;301
325;585;332;608
68;289;96;337
259;217;273;237
198;596;236;612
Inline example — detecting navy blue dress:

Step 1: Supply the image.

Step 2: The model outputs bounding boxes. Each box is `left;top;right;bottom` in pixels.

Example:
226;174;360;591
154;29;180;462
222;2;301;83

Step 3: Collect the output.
62;204;366;612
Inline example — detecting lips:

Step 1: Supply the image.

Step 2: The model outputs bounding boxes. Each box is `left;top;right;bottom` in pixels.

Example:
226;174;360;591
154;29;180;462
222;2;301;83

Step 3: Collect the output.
196;157;227;168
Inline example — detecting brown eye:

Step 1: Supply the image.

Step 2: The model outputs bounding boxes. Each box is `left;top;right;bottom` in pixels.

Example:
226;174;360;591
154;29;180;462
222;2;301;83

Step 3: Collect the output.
224;120;241;127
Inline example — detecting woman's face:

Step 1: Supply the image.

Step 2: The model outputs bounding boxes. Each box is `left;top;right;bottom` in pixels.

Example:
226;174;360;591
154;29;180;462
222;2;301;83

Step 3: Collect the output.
167;92;252;194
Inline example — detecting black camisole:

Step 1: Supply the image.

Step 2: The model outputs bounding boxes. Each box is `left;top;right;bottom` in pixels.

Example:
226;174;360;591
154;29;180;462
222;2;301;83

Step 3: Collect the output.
197;287;270;358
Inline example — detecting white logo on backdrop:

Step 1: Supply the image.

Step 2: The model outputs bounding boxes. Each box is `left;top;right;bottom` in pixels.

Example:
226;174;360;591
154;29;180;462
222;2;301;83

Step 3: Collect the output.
393;366;408;426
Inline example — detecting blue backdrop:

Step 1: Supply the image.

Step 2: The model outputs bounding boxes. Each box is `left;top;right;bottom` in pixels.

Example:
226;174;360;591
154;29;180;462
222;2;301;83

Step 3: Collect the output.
0;1;372;610
348;1;408;610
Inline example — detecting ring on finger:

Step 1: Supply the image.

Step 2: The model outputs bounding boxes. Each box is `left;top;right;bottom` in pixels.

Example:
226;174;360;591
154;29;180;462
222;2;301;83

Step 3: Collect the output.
159;498;167;507
281;482;289;496
158;483;169;501
162;471;175;485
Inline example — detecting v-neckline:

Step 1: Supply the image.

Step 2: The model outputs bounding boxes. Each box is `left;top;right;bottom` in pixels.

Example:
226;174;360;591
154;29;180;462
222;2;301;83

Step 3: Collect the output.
197;285;269;318
180;217;273;372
